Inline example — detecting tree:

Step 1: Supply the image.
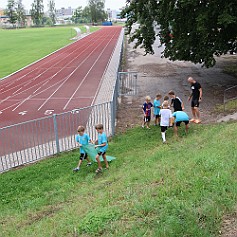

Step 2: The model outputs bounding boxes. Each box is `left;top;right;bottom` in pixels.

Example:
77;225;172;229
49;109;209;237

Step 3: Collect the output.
30;0;44;26
82;6;91;23
72;6;82;24
5;0;17;25
88;0;107;23
48;0;56;26
121;0;237;67
16;0;26;27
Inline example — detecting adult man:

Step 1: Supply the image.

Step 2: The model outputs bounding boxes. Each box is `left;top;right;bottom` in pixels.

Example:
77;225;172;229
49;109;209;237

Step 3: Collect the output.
187;77;202;123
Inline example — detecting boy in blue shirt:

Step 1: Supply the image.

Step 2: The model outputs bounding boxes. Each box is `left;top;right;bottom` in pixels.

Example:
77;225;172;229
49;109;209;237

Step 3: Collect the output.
73;126;92;172
94;124;109;173
153;94;162;126
172;111;189;136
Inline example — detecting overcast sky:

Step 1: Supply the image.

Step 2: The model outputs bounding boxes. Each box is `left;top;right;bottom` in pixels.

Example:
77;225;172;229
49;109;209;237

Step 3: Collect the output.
0;0;126;11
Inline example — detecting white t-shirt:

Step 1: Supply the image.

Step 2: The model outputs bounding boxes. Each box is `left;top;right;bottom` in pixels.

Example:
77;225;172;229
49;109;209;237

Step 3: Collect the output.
160;109;172;126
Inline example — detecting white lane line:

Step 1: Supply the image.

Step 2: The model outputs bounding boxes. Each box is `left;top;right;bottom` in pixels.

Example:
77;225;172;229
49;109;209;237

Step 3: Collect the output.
63;31;118;110
0;33;103;106
12;87;22;95
12;95;32;111
0;35;95;95
37;35;110;111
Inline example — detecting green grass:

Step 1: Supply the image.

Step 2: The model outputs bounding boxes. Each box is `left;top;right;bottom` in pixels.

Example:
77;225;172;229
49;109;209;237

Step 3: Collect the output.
1;123;237;236
215;99;237;113
0;26;99;78
223;65;237;78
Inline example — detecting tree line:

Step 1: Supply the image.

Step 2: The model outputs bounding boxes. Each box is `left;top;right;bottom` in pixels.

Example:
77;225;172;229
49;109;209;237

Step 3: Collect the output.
121;0;237;67
4;0;107;27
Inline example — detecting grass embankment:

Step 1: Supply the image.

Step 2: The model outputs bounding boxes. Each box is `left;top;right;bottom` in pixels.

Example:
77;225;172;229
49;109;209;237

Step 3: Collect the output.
0;26;99;78
1;123;237;236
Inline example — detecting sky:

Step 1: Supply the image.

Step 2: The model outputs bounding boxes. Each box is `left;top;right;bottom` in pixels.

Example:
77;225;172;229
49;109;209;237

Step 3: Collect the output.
0;0;126;11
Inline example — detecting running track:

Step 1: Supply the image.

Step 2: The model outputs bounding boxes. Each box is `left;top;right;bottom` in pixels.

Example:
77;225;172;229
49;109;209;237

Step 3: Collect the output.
0;26;122;128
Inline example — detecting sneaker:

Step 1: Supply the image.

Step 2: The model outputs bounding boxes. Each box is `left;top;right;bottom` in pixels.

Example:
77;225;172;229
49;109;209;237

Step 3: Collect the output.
73;167;80;172
142;125;144;128
86;162;92;166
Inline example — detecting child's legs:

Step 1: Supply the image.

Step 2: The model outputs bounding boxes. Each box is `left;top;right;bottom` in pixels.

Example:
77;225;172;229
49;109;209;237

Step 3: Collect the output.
102;153;109;168
146;116;151;127
161;126;167;142
173;125;178;136
185;121;189;133
77;159;82;167
77;153;85;167
96;154;102;169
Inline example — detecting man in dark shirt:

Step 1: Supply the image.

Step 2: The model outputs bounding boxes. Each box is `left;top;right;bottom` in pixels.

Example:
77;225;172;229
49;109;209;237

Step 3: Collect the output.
188;77;203;123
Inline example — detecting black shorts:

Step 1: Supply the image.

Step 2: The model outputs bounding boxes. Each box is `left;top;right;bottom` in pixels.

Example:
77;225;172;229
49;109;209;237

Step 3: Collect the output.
160;126;168;132
144;116;151;122
191;99;199;108
175;120;189;126
98;151;106;156
80;153;88;160
155;114;160;119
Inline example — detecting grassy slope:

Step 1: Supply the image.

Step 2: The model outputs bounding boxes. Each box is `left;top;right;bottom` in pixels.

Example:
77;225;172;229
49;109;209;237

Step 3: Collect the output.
0;26;98;79
0;123;237;236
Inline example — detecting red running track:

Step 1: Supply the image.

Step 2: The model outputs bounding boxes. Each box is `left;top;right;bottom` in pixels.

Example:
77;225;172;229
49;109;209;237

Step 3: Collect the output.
0;26;122;128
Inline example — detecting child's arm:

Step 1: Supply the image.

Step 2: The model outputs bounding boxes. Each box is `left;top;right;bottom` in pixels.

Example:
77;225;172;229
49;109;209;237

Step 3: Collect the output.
95;142;106;148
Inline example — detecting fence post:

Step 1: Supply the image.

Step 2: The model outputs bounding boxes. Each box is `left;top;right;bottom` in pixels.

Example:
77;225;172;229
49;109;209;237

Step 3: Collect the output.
53;114;60;154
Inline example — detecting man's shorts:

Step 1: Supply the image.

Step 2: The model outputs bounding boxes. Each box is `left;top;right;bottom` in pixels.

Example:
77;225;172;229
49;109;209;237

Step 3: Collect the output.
97;151;106;156
160;126;168;132
144;116;151;122
191;99;199;108
80;153;88;160
155;114;161;119
175;120;189;127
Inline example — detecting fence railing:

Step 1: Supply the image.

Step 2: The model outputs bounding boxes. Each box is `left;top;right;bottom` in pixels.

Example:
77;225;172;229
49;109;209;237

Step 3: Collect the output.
224;85;237;111
0;101;114;172
0;27;138;173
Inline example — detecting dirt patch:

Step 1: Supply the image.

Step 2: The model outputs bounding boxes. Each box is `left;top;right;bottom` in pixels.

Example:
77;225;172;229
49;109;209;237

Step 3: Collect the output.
116;39;237;132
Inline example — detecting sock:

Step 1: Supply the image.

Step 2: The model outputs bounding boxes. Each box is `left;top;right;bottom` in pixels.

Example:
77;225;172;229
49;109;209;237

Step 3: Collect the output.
161;132;166;142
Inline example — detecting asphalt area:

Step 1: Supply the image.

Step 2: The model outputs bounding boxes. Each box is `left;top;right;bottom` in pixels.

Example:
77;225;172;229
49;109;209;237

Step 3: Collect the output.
116;38;237;132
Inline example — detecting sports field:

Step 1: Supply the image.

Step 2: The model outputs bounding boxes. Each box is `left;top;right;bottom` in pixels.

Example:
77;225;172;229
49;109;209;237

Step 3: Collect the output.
0;26;98;78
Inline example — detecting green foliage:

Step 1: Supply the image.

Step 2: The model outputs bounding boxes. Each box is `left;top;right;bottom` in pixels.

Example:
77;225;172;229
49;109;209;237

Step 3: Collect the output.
16;0;26;27
48;0;56;26
72;6;83;24
0;123;237;236
88;0;107;23
30;0;44;26
5;0;17;25
122;0;237;67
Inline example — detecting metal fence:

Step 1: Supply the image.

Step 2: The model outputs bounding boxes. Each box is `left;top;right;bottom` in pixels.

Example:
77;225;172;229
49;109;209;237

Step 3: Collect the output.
118;71;138;96
0;26;138;173
224;85;237;111
0;101;115;173
0;70;128;173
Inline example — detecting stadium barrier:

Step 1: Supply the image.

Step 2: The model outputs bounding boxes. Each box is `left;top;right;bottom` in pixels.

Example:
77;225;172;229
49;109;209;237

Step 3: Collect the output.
0;100;115;173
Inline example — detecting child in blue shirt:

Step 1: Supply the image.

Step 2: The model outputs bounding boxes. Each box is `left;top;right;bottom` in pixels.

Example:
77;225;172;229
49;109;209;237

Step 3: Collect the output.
153;94;162;126
172;111;189;136
73;126;92;172
94;124;109;173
